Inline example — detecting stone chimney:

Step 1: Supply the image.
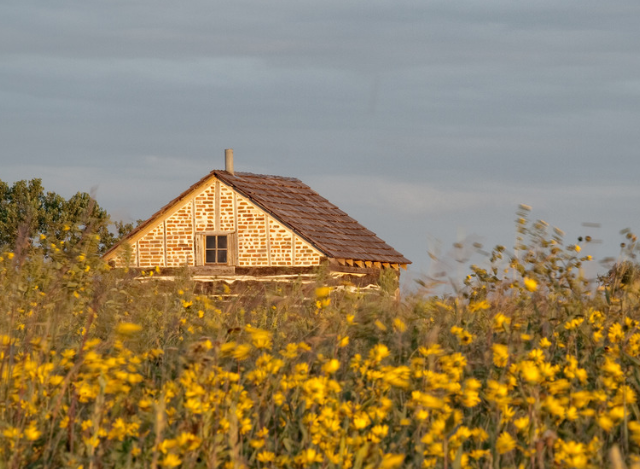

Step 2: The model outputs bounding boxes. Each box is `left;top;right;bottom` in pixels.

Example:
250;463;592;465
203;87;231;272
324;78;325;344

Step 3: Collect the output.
225;148;234;175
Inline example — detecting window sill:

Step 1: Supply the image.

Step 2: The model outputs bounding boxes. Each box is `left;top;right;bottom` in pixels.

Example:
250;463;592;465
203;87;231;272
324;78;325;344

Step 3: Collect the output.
193;266;236;275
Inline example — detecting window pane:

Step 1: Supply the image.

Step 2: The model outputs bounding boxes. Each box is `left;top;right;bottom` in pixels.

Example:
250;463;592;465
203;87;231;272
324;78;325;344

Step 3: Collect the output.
205;250;217;263
206;236;216;249
218;236;228;249
217;250;227;264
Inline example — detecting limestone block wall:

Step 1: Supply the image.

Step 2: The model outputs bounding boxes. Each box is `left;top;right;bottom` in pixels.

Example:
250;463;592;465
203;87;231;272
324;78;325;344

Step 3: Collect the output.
236;197;268;266
138;224;164;266
165;202;193;267
194;185;215;232
219;185;235;232
269;219;293;266
295;235;322;266
108;177;325;269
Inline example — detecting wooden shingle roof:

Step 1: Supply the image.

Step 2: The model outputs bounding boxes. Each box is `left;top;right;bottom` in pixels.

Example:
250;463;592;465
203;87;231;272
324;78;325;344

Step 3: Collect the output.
215;171;411;265
104;169;410;265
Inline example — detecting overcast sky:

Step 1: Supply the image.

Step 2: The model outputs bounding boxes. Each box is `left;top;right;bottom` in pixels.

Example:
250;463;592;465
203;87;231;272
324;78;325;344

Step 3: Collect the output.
2;0;640;287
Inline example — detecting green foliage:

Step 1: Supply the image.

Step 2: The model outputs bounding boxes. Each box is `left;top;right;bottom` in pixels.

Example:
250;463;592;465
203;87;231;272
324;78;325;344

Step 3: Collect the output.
0;178;134;254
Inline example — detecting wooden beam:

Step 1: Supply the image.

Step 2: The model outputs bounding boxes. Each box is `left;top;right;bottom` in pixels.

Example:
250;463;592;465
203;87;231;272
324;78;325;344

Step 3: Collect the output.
291;234;296;267
328;265;380;274
233;192;239;264
382;262;390;269
391;263;399;270
191;198;196;266
215;180;221;232
265;216;271;267
346;259;354;266
163;220;167;267
400;264;407;270
355;260;364;268
365;261;372;268
373;262;381;268
337;258;346;266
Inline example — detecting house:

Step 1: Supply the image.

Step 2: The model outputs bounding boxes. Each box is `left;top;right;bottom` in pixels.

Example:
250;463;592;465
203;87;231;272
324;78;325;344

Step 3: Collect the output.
103;150;411;287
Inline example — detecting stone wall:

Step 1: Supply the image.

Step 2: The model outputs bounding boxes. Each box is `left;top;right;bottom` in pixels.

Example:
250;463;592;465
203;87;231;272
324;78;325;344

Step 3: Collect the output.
294;235;322;266
137;223;164;267
194;185;215;232
165;201;193;267
236;197;268;266
219;184;235;232
269;219;293;266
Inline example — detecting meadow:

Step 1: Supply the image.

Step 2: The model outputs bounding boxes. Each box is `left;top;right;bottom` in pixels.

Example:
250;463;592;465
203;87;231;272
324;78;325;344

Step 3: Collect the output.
2;207;640;469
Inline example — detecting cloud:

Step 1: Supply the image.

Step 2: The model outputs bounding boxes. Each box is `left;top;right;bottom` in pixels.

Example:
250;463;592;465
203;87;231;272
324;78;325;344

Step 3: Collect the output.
307;175;496;215
307;174;640;219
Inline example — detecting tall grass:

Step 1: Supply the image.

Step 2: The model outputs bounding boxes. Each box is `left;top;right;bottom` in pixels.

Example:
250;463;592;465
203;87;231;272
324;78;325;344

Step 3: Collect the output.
1;209;640;468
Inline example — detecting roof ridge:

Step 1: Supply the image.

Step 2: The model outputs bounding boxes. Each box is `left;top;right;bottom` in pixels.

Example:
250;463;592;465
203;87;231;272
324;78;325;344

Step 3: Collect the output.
214;170;301;182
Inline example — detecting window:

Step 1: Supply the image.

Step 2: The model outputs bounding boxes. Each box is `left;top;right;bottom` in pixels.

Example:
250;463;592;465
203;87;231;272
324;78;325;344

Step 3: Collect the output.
205;235;228;264
195;232;235;266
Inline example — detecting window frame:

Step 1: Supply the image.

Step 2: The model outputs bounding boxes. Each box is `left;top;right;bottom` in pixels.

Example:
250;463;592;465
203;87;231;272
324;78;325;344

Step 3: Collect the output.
195;231;236;266
205;234;229;265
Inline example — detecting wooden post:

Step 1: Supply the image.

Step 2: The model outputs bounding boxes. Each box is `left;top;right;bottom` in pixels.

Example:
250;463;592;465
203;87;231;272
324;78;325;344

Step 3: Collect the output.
191;198;196;266
215;180;220;232
265;216;271;266
233;192;239;263
292;235;296;266
163;220;167;267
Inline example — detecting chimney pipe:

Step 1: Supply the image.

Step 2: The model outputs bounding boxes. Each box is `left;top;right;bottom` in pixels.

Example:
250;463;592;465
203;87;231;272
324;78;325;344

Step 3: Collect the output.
225;148;234;175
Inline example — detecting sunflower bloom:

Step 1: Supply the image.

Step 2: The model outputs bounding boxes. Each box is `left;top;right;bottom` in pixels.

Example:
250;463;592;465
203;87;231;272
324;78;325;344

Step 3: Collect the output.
496;432;516;454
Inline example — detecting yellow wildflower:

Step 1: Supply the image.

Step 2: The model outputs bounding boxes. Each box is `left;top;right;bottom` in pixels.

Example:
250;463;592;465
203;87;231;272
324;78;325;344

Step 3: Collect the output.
524;277;538;292
315;287;331;298
374;320;387;331
393;318;407;332
514;416;529;432
295;448;323;466
232;344;252;361
369;344;390;362
493;313;511;331
492;344;509;367
379;454;405;468
608;323;625;343
353;411;371;430
520;361;541;384
322;359;340;375
20;424;46;447
116;322;143;337
246;326;272;349
555;440;588;468
161;454;182;468
496;432;516;454
257;451;276;462
469;299;490;312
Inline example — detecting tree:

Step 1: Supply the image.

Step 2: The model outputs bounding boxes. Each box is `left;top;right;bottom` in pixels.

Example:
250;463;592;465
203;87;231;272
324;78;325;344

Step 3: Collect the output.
0;178;133;254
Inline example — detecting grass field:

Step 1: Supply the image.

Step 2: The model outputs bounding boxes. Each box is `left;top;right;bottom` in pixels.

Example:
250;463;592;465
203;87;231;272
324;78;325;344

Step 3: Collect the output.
2;210;640;469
